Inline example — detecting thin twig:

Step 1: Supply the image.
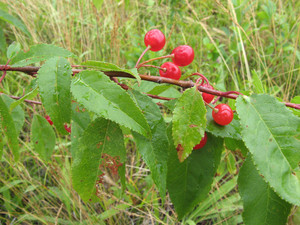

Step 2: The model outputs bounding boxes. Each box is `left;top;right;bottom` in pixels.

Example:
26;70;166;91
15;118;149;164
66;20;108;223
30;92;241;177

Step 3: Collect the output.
1;65;299;110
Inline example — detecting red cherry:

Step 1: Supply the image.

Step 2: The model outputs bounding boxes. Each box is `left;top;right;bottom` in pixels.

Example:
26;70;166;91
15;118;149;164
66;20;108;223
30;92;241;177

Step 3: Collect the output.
45;115;53;125
212;104;233;126
193;133;207;150
171;45;194;66
64;124;71;133
159;62;181;80
202;83;215;103
144;29;166;52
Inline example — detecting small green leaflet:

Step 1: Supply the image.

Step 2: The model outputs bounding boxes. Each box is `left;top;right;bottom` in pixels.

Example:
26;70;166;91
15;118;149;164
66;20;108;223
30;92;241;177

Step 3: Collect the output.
167;130;223;220
11;44;75;67
0;9;30;36
92;0;104;10
71;70;151;137
206;108;242;140
0;27;6;53
238;155;292;225
1;95;25;135
129;90;169;201
7;42;21;60
236;94;300;205
72;118;126;202
0;95;20;161
82;60;141;85
172;86;207;162
251;70;264;94
9;87;38;111
31;115;56;162
38;57;72;134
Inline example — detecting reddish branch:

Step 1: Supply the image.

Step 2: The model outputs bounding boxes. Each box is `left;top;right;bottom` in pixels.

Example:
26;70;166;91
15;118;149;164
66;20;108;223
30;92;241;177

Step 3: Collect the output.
1;65;300;110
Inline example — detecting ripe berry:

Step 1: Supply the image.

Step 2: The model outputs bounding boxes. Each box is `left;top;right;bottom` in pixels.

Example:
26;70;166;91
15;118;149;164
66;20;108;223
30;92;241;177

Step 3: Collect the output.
193;133;207;150
201;83;215;103
171;45;194;66
64;124;71;133
159;62;181;80
45;115;53;125
144;29;166;52
212;104;233;126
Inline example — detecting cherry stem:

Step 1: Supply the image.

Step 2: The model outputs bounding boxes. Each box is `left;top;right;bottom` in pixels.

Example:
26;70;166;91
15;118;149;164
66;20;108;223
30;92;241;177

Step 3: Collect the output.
138;64;167;72
193;73;210;85
136;54;174;69
205;102;218;113
212;96;221;104
1;65;300;110
135;45;151;68
0;60;10;84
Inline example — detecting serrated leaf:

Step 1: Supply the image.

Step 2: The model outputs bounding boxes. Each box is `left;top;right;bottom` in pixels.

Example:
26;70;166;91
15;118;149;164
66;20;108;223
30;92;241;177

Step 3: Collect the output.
129;90;169;200
72;118;126;202
9;87;38;111
238;155;292;225
206;108;242;140
82;60;141;85
172;86;207;161
31;115;56;161
236;94;300;205
71;102;91;158
71;70;150;137
163;99;177;111
0;95;19;161
0;9;30;36
38;57;72;134
1;95;25;135
6;42;21;60
11;44;75;67
167;131;223;219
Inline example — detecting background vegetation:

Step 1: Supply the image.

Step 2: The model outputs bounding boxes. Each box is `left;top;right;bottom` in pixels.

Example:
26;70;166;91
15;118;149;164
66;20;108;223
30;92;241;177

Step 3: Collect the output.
0;0;299;224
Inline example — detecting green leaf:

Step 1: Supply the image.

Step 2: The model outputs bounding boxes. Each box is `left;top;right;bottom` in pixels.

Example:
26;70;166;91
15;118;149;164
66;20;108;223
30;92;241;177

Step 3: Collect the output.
225;137;248;157
129;90;169;200
31;115;56;161
6;42;21;60
82;60;141;85
71;102;91;158
0;27;7;53
71;70;150;137
9;87;38;112
236;94;300;205
72;118;126;202
92;0;104;10
251;70;264;94
11;44;75;67
167;131;223;219
1;95;25;135
38;57;72;134
206;108;242;140
238;155;292;225
0;9;30;36
226;151;237;174
0;95;19;161
172;86;207;161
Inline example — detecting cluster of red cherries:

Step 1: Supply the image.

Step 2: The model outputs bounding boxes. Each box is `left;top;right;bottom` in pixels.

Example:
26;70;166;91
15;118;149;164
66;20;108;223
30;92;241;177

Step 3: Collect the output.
138;29;234;150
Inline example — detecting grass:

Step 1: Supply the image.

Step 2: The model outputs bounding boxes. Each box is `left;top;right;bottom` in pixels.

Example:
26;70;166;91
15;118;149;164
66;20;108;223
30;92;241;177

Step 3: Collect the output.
0;0;299;224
